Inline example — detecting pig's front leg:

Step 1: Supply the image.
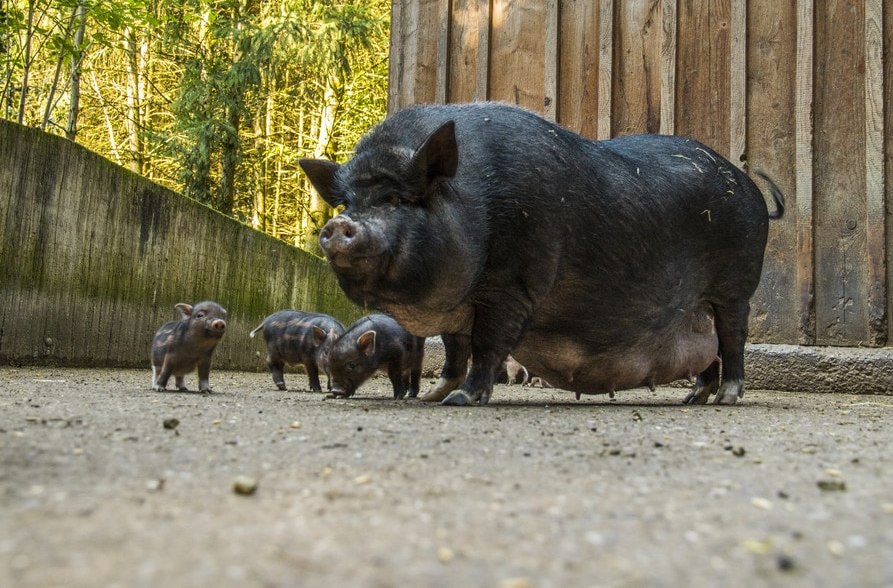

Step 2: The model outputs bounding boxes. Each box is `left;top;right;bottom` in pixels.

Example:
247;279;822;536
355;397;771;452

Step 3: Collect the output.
421;334;471;402
197;355;213;393
442;305;527;406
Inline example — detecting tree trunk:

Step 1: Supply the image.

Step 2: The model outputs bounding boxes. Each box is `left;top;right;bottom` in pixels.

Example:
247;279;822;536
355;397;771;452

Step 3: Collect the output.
16;0;37;125
65;2;87;140
300;85;337;256
123;27;143;174
42;6;77;131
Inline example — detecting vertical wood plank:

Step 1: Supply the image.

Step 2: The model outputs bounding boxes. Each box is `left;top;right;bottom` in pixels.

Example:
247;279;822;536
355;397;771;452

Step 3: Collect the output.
885;0;893;346
814;0;870;346
435;0;452;104
489;0;547;112
558;0;600;137
399;0;420;108
614;1;665;136
597;0;613;139
660;0;676;135
476;0;491;101
447;0;474;102
675;0;731;157
543;0;559;120
864;0;886;344
729;0;746;166
387;0;404;113
796;0;815;344
746;1;798;343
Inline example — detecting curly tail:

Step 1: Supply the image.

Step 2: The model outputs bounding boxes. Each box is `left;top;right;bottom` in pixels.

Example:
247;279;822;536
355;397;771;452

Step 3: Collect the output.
754;170;785;220
249;324;264;338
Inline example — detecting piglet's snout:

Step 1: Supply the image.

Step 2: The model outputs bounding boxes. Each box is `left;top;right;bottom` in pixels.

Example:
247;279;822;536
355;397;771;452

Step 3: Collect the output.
209;319;227;333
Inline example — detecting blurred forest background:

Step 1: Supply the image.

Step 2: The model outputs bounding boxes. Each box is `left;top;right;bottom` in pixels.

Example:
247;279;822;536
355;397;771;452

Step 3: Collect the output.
1;0;390;254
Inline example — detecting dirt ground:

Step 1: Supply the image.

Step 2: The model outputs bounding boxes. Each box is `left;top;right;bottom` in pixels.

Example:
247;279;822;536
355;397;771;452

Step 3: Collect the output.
1;366;891;588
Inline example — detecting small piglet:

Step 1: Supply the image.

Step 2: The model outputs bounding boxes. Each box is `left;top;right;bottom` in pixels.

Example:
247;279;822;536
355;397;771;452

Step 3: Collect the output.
249;310;345;392
151;301;227;392
327;314;424;399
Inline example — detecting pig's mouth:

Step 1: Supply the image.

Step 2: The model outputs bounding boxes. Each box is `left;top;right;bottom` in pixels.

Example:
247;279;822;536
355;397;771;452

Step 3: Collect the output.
329;386;355;398
327;251;386;273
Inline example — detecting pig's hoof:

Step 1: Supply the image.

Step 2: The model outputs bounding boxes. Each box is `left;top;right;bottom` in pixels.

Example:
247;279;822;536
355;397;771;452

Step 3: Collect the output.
714;380;743;405
152;385;165;392
683;381;717;404
276;382;287;391
441;390;473;406
422;376;462;402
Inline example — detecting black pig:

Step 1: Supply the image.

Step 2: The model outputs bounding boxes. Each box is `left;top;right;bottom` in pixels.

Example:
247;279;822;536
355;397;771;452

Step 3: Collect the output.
327;314;425;399
300;102;783;406
249;310;345;392
151;301;227;392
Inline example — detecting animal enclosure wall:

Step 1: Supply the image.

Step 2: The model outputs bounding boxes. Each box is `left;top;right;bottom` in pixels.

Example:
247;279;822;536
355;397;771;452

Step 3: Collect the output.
389;0;891;348
0;120;360;370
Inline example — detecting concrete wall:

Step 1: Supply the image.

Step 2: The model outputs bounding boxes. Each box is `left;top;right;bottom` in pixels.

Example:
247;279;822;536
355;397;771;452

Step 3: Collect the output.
0;120;361;371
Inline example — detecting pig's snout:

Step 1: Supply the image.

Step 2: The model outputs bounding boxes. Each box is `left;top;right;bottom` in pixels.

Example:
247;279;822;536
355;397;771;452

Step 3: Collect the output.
320;216;360;266
209;318;227;334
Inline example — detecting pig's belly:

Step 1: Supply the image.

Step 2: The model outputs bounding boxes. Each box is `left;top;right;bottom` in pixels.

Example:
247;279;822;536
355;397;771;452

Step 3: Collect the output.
513;305;718;395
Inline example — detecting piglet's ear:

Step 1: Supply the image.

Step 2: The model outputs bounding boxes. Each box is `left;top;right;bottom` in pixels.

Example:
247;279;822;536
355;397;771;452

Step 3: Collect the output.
311;326;327;345
356;330;377;356
175;303;193;319
411;120;458;184
299;159;346;207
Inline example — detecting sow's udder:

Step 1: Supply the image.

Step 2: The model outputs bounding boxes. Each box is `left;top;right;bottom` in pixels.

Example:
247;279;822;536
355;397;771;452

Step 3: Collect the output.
517;306;719;394
319;215;387;269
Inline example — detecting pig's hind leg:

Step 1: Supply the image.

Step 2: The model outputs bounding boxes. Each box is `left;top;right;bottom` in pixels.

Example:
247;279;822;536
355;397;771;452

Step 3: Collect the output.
684;300;749;405
683;359;719;404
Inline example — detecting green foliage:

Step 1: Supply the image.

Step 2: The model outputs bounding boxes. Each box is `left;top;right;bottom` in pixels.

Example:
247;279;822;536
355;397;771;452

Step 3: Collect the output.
1;0;390;251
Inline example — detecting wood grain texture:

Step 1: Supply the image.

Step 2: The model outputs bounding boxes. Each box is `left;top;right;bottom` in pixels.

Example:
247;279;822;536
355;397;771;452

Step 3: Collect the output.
558;0;600;137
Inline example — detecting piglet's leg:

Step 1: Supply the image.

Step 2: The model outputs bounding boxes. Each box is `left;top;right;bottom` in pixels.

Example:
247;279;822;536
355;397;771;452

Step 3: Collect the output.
197;356;213;393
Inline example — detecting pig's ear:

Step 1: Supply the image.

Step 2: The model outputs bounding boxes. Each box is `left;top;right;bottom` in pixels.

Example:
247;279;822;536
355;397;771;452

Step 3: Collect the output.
175;303;193;319
311;326;327;345
356;330;377;356
412;120;458;184
299;159;345;207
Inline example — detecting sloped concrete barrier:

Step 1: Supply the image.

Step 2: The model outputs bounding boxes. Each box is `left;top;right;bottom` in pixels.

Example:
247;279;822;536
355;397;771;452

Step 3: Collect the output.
0;120;360;370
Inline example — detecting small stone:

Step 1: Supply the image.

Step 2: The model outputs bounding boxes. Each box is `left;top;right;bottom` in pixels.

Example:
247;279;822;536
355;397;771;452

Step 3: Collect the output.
212;419;222;425
776;553;795;571
437;547;454;563
290;421;302;429
817;479;847;492
732;446;746;457
320;467;333;478
163;418;180;430
354;474;371;485
742;539;772;554
824;468;842;477
881;503;893;514
827;540;845;556
233;476;258;496
751;497;773;510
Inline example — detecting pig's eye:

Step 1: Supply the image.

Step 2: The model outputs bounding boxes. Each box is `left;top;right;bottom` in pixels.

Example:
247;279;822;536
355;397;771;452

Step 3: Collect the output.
196;312;205;318
387;195;401;206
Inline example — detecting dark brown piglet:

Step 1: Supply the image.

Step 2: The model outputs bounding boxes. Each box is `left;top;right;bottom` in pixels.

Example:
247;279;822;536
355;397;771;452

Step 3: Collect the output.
327;314;425;399
249;310;345;392
151;301;227;392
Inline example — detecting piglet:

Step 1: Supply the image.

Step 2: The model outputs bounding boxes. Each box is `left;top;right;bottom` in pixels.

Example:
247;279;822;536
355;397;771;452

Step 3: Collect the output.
327;314;424;399
249;310;345;392
151;301;227;392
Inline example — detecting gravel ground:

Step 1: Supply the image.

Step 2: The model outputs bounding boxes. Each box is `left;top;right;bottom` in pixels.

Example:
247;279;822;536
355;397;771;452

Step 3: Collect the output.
0;366;891;587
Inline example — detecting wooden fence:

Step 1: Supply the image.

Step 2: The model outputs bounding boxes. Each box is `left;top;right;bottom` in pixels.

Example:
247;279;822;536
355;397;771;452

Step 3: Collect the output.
388;0;890;348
